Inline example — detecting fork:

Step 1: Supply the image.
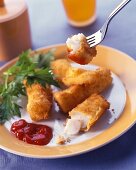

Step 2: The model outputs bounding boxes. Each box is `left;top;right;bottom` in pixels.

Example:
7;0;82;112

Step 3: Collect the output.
86;0;131;47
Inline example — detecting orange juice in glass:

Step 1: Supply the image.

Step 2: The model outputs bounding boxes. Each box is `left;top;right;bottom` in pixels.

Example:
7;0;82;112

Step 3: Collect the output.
62;0;96;27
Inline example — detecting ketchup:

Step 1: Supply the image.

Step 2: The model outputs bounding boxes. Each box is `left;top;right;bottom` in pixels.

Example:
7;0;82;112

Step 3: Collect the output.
10;119;53;145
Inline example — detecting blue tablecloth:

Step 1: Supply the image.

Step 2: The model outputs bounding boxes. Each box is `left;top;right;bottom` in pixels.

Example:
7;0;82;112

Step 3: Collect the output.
0;0;136;169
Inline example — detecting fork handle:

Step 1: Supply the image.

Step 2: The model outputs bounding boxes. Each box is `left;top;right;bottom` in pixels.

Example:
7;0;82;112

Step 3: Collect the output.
109;0;131;20
101;0;131;38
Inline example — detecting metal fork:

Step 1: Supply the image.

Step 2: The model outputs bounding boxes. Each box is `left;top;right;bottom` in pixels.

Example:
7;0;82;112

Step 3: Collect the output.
86;0;131;47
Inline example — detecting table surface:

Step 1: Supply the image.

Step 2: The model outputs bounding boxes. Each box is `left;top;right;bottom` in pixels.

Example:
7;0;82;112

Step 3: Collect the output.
0;0;136;169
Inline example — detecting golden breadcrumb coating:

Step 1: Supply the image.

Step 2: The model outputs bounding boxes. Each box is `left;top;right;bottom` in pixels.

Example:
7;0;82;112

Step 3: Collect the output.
54;85;88;113
51;59;70;82
67;34;97;65
56;136;66;145
69;94;110;131
63;67;86;84
54;68;112;113
63;67;112;86
25;83;52;121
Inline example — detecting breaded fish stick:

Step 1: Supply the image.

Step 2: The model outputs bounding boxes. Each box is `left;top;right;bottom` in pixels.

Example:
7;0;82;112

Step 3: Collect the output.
54;69;112;113
25;83;52;121
63;67;112;86
51;59;70;82
64;94;110;135
66;33;97;65
54;85;88;113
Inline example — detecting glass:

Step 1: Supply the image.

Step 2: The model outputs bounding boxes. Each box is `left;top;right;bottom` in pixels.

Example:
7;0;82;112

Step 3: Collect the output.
62;0;96;27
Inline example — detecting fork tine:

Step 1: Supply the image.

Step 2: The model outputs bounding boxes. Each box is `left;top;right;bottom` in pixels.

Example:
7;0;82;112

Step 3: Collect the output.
87;38;95;43
86;35;95;40
86;30;100;40
88;42;97;48
88;41;95;45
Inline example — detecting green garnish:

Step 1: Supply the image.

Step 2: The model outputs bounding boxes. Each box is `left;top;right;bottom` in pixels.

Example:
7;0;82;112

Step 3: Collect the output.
0;50;58;124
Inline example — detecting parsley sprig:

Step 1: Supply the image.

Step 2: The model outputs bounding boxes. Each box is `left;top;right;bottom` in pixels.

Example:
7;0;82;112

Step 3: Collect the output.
0;50;58;124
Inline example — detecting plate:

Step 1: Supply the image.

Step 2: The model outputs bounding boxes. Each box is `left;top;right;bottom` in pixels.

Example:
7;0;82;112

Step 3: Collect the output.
0;44;136;158
4;63;126;146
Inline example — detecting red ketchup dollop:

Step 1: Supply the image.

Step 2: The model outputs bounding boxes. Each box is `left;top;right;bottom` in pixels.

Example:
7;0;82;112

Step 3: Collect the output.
10;119;53;145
